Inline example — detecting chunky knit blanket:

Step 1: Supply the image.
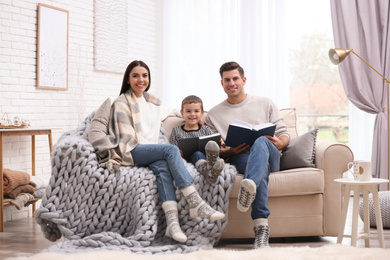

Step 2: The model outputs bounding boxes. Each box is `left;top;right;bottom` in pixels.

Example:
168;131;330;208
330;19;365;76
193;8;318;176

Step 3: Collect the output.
35;111;236;254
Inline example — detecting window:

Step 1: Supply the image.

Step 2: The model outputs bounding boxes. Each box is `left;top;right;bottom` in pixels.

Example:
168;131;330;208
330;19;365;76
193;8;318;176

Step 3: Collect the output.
159;0;373;160
285;0;348;144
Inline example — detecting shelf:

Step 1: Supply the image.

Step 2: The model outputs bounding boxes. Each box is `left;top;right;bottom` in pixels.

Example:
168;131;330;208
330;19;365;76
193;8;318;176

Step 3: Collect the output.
0;125;28;129
3;197;42;207
0;128;53;232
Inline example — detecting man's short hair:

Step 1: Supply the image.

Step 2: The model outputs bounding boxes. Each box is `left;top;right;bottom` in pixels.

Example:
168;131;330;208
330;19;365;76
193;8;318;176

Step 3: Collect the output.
181;95;204;111
219;61;245;78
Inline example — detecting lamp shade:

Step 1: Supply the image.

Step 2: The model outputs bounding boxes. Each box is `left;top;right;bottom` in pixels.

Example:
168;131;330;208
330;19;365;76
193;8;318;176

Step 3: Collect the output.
329;48;352;65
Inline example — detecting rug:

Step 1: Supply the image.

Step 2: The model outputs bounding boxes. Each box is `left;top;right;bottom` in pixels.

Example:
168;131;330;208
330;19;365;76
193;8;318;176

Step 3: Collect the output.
5;244;389;260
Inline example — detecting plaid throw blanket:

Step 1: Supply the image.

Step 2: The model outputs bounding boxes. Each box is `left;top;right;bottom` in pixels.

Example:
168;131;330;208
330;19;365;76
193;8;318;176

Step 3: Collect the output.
88;91;160;170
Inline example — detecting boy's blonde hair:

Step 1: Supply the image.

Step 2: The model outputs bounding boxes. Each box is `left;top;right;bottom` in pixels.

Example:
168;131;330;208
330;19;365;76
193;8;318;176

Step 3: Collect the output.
181;95;204;111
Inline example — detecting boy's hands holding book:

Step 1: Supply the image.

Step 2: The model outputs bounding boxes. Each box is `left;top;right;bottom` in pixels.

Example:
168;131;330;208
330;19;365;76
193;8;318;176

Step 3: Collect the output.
178;133;221;159
219;138;226;147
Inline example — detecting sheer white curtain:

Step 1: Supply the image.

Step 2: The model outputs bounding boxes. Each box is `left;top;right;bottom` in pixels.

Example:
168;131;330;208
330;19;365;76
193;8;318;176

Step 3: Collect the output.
157;0;288;110
240;0;288;106
349;105;375;163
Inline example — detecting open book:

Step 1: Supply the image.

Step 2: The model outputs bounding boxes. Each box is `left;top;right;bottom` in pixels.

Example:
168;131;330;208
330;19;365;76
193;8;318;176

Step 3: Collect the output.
177;133;221;159
225;120;276;147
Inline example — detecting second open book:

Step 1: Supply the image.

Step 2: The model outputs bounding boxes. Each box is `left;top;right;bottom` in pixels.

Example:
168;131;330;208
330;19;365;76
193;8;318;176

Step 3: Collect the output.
225;120;276;147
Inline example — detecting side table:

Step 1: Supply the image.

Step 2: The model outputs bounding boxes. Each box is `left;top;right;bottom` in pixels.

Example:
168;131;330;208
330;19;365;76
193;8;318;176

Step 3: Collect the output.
0;128;53;232
334;178;389;248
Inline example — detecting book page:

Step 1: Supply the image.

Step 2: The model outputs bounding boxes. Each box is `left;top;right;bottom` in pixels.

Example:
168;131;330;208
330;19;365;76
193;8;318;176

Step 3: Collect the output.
199;133;220;139
253;122;275;131
229;120;253;129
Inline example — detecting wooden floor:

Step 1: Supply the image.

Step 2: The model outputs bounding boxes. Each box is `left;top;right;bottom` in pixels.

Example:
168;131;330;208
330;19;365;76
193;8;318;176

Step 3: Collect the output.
0;197;389;258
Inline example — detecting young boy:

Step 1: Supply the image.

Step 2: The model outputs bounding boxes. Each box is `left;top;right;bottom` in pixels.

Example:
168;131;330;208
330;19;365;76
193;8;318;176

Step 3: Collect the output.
170;95;224;184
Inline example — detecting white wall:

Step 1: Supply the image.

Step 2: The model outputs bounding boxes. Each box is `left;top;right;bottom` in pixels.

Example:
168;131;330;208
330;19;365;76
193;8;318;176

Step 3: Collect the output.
0;0;157;221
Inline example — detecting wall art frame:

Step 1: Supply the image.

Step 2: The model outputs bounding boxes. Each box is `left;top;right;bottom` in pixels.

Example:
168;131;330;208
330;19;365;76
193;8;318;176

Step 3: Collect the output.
94;0;128;73
37;3;69;90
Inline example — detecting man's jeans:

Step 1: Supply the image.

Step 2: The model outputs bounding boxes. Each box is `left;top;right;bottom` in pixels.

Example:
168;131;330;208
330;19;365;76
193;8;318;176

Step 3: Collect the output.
131;144;194;202
229;136;280;219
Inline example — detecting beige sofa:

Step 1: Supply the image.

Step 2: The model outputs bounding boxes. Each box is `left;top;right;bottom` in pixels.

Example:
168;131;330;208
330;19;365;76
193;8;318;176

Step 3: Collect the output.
163;107;353;239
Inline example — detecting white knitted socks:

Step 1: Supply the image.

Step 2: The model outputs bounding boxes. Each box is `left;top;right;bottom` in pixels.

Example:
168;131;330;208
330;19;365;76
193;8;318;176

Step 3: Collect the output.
254;218;268;227
162;201;187;243
181;185;225;221
253;218;270;249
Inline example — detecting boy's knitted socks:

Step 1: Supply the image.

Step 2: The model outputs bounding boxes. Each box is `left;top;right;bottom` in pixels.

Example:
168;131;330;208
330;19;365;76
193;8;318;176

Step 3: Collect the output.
195;141;225;184
205;141;220;169
195;159;213;183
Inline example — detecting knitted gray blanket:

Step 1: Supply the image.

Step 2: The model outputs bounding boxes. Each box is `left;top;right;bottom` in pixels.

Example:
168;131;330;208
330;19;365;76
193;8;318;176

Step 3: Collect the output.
35;111;236;254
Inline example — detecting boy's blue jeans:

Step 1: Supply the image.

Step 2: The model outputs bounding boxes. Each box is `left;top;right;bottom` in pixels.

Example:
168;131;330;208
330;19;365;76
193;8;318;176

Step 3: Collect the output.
229;136;280;220
189;151;206;166
131;144;194;202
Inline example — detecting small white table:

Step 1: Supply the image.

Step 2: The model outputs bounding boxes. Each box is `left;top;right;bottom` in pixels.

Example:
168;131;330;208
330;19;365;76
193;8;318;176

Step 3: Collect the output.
334;178;389;248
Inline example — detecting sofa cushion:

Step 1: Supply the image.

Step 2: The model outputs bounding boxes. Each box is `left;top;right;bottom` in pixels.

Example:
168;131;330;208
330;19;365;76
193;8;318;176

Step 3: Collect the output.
279;108;298;139
230;167;324;198
280;129;318;171
163;116;185;140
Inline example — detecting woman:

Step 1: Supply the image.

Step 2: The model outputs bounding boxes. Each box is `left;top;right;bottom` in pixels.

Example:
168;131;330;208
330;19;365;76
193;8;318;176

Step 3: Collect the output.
90;60;224;243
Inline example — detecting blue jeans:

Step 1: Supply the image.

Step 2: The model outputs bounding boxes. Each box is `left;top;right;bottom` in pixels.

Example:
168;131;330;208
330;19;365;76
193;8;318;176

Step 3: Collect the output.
131;144;194;202
229;136;280;219
189;151;206;166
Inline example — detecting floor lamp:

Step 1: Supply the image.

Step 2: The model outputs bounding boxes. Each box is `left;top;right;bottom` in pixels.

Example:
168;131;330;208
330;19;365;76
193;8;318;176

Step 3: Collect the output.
329;48;390;190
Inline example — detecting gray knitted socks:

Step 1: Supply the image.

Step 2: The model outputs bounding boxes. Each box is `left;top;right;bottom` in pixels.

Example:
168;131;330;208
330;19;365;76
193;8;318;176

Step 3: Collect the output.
181;185;225;221
195;141;225;184
162;201;187;243
205;141;220;168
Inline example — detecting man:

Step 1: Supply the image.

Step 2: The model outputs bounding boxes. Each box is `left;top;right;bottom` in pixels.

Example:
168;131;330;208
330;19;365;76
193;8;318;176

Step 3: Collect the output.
204;61;290;249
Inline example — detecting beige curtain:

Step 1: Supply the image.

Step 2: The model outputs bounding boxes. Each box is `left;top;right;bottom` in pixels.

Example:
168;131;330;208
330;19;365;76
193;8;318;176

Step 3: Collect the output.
330;0;390;190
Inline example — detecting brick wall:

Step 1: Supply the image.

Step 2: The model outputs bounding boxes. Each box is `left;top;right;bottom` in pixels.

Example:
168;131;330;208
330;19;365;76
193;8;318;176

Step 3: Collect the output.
0;0;157;221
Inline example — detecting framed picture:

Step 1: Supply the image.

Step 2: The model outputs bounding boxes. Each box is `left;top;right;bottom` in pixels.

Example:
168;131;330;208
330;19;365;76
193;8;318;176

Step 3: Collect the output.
37;4;69;90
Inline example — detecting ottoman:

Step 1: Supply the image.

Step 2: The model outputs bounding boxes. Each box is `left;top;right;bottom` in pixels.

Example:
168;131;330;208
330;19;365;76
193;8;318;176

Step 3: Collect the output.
359;191;390;228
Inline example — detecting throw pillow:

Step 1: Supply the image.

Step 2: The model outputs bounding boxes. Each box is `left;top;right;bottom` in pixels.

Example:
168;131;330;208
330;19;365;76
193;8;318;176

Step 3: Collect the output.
279;129;318;171
88;98;111;144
